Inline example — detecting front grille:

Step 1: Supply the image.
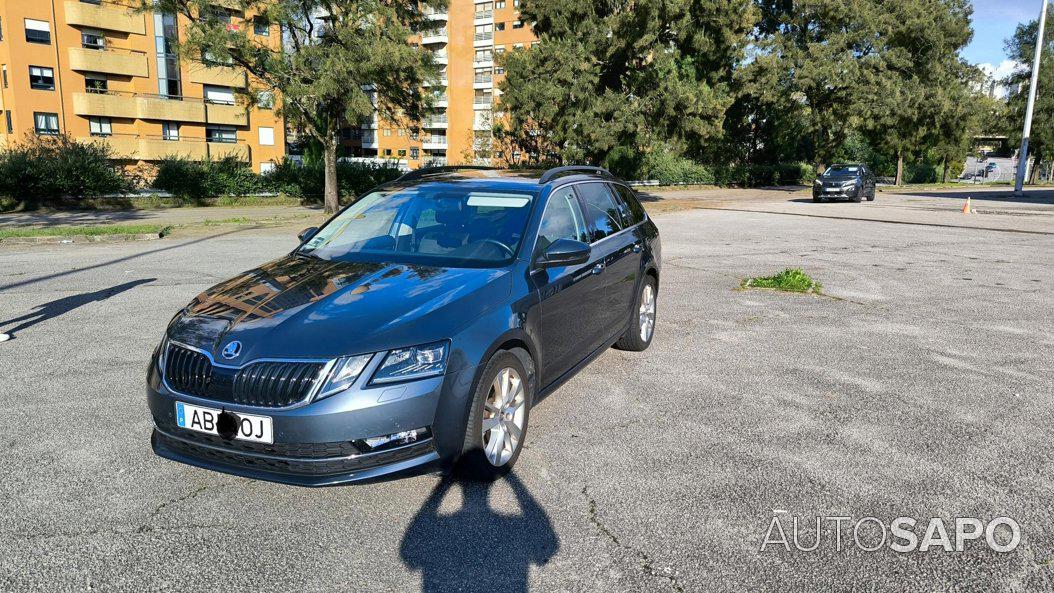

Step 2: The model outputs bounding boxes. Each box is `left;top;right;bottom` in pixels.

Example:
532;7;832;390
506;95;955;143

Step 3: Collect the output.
164;344;213;397
155;430;436;477
164;343;326;408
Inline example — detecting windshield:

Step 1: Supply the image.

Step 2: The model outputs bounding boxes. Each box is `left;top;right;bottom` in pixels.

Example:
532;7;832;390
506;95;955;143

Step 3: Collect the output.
822;165;860;177
298;185;537;267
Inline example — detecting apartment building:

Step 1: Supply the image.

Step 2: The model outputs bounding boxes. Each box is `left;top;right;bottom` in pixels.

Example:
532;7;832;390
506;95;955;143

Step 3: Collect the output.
0;0;284;173
340;0;538;168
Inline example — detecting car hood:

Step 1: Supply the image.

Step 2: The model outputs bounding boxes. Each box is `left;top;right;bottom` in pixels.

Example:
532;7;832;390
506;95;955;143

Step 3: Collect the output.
167;254;512;361
819;175;859;182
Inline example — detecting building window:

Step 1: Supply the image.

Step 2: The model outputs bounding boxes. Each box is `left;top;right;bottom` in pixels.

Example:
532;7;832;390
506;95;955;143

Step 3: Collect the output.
513;20;524;29
81;29;105;50
29;66;55;90
258;127;275;146
260;161;276;174
203;85;236;105
384;149;392;156
382;128;392;137
89;117;112;137
397;149;406;157
0;17;4;41
85;75;107;93
495;22;505;31
253;19;270;36
5;111;12;134
160;122;179;141
25;19;51;45
410;148;419;159
155;12;182;98
34;112;60;136
206;126;237;143
256;90;274;109
2;65;8;89
495;0;506;7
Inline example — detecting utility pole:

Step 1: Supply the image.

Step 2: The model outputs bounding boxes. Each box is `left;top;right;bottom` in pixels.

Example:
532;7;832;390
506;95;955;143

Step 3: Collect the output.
1014;0;1049;195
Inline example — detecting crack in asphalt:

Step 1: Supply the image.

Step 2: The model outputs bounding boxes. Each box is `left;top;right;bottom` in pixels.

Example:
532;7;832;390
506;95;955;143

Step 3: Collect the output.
137;478;247;534
581;486;685;593
8;523;228;542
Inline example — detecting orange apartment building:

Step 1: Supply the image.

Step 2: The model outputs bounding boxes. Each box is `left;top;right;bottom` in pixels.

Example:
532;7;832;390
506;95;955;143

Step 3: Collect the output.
340;0;538;168
0;0;285;173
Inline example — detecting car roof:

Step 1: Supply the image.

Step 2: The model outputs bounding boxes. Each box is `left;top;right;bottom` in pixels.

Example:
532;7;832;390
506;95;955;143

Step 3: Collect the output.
381;167;624;193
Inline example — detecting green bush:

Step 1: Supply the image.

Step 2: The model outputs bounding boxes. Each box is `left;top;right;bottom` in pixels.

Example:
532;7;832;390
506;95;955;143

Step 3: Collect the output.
907;162;939;184
638;149;715;185
0;135;130;207
152;156;263;201
263;158;403;202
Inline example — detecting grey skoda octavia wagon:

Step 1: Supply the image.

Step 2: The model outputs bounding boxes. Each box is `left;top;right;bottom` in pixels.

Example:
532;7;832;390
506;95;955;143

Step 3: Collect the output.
147;166;661;485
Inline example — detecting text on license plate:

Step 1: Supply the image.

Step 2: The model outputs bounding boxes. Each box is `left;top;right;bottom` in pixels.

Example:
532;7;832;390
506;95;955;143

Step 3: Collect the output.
175;402;273;444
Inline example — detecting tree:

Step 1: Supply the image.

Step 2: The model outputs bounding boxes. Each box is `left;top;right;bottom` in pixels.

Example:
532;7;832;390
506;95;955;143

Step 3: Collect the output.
745;0;886;173
1004;4;1054;184
860;0;974;185
146;0;442;212
498;0;756;174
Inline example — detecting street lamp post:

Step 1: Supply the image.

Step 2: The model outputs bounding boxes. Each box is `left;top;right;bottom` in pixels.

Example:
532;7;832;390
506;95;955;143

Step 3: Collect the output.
1014;0;1049;196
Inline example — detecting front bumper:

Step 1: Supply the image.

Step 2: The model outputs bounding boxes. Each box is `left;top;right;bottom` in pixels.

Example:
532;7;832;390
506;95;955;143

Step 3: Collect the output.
813;185;859;199
147;361;477;486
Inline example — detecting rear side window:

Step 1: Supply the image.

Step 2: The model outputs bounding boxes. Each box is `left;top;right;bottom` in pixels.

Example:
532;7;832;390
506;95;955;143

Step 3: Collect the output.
535;187;588;257
612;184;646;225
575;182;624;242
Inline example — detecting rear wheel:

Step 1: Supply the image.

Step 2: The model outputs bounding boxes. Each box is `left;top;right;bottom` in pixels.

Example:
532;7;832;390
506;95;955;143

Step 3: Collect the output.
812;195;823;203
866;188;876;201
614;275;657;351
456;351;531;481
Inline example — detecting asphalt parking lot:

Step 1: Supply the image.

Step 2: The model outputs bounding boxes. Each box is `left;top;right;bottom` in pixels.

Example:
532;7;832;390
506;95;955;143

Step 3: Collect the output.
1;190;1052;592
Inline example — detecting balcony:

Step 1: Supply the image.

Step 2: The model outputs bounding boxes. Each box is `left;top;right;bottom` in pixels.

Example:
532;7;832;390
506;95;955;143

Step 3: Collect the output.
137;95;207;122
72;91;138;119
68;47;148;78
424;8;448;20
207;142;250;160
362;134;379;149
421;29;448;45
473;32;494;47
422;116;448;129
422;137;448;150
205;102;248;126
65;1;146;34
432;51;448;65
139;137;208;160
188;62;247;87
474;9;493;21
81;134;139;159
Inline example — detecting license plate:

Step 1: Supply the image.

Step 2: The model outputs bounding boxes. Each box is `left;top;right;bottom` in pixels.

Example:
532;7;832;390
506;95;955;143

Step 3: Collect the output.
175;402;273;444
824;188;841;193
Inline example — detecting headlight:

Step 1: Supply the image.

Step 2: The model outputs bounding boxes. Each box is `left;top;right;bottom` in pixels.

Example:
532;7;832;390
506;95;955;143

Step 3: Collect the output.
315;354;373;400
814;179;822;185
371;340;449;384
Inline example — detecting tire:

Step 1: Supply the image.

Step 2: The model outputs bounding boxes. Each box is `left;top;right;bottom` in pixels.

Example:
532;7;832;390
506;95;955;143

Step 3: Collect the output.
851;190;863;203
456;350;532;481
812;195;822;203
614;275;657;352
866;189;875;201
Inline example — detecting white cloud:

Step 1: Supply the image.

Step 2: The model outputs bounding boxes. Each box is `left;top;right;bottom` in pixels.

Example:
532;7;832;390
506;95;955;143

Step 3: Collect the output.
976;59;1024;98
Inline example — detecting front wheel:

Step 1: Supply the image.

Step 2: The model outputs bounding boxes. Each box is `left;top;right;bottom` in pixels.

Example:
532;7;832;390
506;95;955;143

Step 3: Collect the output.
456;350;531;481
614;275;657;351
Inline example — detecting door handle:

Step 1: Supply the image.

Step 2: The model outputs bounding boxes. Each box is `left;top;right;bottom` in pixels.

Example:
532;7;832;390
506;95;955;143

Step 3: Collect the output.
632;243;642;253
592;263;605;275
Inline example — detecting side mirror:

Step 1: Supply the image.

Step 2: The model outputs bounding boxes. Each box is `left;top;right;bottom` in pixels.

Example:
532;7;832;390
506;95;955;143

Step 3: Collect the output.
298;227;318;243
538;238;590;268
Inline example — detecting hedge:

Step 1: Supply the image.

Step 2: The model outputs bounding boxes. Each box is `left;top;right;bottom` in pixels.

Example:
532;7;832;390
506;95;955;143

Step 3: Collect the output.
0;136;131;207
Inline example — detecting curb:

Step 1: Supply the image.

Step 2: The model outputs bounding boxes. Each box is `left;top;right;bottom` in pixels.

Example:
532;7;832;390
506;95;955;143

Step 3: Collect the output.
0;232;166;246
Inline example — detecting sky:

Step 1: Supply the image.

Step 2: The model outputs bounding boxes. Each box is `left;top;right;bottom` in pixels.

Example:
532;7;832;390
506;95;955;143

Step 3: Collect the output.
965;0;1046;66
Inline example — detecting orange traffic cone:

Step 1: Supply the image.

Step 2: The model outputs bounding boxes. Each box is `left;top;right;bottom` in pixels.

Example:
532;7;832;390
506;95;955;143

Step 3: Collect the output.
962;196;971;215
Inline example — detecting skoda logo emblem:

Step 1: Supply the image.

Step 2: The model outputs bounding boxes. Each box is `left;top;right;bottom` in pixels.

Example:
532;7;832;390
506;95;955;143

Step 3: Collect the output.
221;341;242;360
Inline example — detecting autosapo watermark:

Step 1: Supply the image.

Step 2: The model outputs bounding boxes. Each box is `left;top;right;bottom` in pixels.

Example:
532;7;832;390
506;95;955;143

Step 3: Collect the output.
760;511;1020;553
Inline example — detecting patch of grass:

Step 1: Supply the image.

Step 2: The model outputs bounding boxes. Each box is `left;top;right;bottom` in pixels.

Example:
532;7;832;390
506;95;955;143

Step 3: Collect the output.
741;268;822;294
0;224;171;239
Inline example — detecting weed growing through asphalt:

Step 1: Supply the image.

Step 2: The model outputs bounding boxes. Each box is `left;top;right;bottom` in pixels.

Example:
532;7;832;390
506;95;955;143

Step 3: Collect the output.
740;268;822;294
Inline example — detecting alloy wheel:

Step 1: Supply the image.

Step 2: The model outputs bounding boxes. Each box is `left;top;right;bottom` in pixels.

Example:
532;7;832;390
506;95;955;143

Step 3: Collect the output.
639;284;656;342
481;367;526;466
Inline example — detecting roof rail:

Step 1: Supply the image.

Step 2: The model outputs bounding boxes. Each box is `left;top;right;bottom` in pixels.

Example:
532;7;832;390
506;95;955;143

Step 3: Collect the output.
538;165;613;185
394;165;497;183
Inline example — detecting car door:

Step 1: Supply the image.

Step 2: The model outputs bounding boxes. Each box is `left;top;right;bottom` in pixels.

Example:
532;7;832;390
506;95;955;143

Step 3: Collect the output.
531;186;601;384
573;182;641;350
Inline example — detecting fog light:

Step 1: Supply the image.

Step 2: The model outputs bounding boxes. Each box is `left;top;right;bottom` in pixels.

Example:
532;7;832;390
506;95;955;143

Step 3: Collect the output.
355;427;431;453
